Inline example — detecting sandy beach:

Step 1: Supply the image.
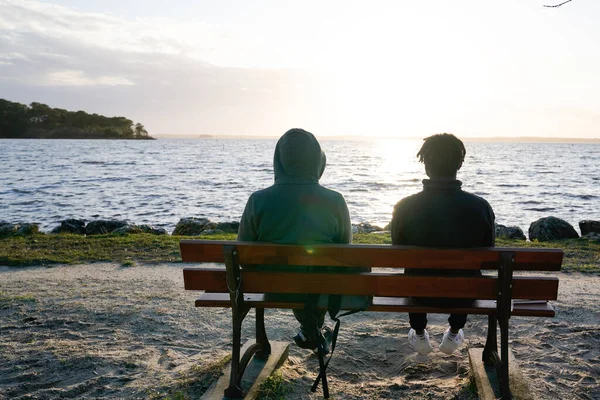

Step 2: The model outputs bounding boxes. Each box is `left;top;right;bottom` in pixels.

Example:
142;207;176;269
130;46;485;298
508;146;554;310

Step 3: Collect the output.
0;263;598;399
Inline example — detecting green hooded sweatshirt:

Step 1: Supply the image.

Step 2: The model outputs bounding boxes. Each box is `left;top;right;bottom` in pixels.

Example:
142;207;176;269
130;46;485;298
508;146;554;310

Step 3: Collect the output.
237;128;351;247
238;129;368;326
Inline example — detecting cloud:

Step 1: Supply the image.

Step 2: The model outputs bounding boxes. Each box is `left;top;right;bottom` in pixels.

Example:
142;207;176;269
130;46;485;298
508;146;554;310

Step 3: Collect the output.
43;70;135;86
0;1;331;135
0;51;29;61
0;0;189;56
0;0;267;67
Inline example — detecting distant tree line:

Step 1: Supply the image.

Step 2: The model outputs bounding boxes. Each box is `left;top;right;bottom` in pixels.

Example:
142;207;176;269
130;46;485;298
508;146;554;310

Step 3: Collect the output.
0;99;152;139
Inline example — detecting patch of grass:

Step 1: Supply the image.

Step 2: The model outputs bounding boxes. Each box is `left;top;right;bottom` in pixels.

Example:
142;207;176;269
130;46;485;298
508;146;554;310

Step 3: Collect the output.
353;233;391;244
165;392;186;400
0;232;236;266
356;235;599;273
1;232;598;273
257;371;290;400
149;354;232;400
189;353;231;382
0;292;36;303
120;260;137;268
123;361;137;369
451;376;479;399
495;238;600;273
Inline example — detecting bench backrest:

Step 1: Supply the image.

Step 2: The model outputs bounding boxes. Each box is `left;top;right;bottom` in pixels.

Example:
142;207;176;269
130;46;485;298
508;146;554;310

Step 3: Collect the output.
181;240;563;301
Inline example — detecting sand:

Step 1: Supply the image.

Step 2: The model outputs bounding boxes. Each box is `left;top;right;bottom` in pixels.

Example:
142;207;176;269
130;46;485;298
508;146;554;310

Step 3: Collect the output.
0;263;598;399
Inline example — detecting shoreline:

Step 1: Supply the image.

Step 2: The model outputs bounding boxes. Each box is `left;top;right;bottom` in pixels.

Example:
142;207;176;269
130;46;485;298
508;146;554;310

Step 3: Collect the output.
2;217;596;238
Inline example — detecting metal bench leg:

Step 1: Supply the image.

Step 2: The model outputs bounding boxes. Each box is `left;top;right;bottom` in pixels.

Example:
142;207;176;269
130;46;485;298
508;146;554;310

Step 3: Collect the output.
223;244;247;399
255;308;271;358
225;307;246;399
499;317;511;399
483;315;511;399
488;251;514;400
482;314;498;365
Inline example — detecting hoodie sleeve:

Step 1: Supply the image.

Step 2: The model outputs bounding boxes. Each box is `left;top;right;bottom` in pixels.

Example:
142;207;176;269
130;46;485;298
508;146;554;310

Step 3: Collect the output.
237;195;258;242
337;195;352;244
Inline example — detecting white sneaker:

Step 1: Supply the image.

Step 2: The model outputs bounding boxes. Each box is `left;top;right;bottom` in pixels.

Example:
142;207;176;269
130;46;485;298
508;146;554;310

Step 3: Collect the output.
408;328;433;354
439;328;464;354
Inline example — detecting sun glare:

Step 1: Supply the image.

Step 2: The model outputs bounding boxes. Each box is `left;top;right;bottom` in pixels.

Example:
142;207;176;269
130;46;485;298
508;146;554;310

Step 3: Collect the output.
355;139;424;226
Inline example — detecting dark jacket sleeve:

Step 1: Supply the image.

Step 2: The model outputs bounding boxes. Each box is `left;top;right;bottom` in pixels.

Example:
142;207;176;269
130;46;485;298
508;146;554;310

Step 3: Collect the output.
484;202;496;247
237;195;258;242
390;199;407;245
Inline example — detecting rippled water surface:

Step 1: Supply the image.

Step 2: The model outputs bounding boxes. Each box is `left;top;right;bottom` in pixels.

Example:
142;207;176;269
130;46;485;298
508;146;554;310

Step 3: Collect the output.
1;139;598;234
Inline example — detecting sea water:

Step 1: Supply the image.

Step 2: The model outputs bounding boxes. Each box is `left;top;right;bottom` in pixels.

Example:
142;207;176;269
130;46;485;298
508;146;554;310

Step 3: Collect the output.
0;138;598;235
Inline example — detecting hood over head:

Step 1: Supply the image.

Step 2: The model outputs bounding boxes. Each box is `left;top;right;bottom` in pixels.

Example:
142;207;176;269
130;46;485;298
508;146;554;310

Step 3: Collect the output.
273;128;326;183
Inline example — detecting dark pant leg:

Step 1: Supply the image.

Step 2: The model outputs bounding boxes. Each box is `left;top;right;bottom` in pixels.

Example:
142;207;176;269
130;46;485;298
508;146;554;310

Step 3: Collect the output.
448;314;468;331
409;313;428;331
293;309;326;332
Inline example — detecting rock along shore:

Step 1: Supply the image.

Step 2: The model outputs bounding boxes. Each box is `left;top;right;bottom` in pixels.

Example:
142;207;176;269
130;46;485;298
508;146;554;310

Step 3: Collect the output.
1;217;599;242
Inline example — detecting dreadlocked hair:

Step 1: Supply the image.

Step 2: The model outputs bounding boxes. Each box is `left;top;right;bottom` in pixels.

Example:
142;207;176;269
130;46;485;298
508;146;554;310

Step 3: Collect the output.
416;133;466;178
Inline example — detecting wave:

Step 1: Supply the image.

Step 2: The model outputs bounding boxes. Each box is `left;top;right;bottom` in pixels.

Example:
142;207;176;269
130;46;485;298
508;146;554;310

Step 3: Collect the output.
397;178;420;182
497;184;528;188
98;177;132;182
518;200;543;205
373;182;402;189
212;182;245;189
339;182;407;191
81;161;137;166
563;194;598;200
11;188;32;194
524;207;556;212
13;200;41;206
81;161;105;165
137;210;156;216
134;174;165;180
10;188;50;195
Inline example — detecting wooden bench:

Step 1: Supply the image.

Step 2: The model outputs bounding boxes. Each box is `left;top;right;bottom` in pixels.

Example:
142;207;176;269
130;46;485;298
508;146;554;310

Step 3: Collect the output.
180;240;563;399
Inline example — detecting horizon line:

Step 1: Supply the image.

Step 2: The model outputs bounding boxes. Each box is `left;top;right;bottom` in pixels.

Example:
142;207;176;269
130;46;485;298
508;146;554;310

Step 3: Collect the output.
152;134;600;143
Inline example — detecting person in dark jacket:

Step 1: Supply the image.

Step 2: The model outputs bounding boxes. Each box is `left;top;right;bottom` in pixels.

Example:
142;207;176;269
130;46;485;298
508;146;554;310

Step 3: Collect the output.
237;128;352;351
391;133;495;355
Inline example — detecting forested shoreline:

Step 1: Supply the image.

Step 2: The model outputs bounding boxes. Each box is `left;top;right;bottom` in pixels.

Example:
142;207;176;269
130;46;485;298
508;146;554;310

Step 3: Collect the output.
0;99;153;139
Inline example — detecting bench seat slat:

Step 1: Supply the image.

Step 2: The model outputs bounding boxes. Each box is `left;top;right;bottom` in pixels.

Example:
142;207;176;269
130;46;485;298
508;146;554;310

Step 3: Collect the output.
180;241;563;271
183;268;559;301
193;293;555;317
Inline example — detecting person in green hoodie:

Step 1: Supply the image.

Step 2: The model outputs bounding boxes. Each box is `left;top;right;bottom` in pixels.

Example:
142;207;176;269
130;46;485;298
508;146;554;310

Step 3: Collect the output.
237;128;352;351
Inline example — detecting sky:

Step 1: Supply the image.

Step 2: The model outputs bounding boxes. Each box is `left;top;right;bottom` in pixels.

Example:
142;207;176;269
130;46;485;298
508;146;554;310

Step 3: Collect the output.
1;0;599;138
